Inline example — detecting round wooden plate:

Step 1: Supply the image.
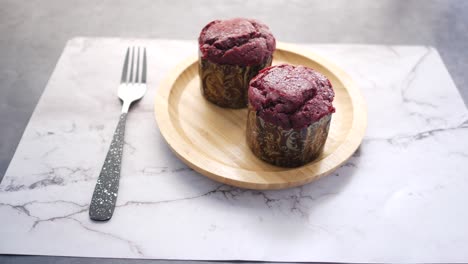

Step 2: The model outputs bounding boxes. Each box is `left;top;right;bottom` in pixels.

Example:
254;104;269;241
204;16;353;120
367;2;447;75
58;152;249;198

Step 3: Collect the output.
154;43;367;190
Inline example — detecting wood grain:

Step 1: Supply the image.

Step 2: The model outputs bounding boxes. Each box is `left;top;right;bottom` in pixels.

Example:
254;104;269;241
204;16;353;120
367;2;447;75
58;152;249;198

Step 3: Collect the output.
154;43;367;190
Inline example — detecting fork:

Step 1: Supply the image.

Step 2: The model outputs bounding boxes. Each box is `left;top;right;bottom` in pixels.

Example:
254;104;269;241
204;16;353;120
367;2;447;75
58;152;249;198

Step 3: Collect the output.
89;46;147;221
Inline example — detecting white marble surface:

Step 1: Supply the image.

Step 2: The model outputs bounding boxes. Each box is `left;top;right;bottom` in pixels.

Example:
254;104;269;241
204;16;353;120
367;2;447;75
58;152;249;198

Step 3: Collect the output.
0;38;467;262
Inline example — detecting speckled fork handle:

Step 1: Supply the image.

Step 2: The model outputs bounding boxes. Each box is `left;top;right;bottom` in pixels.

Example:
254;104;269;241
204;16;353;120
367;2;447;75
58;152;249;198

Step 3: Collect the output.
89;46;147;221
89;113;127;221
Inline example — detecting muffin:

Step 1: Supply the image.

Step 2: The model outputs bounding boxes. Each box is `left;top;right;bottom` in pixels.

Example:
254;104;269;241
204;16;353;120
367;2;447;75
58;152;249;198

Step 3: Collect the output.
247;64;335;167
198;18;276;108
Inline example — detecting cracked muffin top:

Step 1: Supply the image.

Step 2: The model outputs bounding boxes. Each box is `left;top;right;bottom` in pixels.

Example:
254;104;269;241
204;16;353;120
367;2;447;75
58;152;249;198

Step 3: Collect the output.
248;64;335;130
198;18;276;66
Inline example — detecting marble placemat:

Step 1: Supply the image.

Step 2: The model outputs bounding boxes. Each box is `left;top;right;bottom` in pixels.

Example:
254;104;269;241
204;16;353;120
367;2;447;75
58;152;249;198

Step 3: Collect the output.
0;38;467;263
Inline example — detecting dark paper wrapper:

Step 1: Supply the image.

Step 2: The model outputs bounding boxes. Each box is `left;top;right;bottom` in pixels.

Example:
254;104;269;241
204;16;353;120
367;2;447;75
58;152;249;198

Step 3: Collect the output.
199;55;272;108
247;106;332;167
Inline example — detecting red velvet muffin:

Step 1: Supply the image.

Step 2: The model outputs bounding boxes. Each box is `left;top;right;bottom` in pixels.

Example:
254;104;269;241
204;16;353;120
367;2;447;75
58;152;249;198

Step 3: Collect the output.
247;64;335;167
198;18;276;108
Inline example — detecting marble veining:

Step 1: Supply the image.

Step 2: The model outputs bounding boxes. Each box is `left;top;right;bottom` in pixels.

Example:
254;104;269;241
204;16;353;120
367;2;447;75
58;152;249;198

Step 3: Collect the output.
0;38;467;262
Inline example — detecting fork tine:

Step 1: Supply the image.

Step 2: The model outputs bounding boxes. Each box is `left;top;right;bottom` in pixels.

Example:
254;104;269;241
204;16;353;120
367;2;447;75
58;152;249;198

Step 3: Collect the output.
141;48;147;83
135;47;141;83
120;48;130;83
129;47;135;83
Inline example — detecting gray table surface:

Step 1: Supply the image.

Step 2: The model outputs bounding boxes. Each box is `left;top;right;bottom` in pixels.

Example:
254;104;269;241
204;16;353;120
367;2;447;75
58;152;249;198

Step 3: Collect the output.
1;0;467;263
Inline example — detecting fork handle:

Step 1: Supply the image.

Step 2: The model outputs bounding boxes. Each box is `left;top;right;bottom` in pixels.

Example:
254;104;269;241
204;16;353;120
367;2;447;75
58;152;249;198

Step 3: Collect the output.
89;113;127;221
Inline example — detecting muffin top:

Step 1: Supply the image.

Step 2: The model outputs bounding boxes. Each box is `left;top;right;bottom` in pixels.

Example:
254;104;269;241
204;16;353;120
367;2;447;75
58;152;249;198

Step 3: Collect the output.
198;18;276;66
248;64;335;130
